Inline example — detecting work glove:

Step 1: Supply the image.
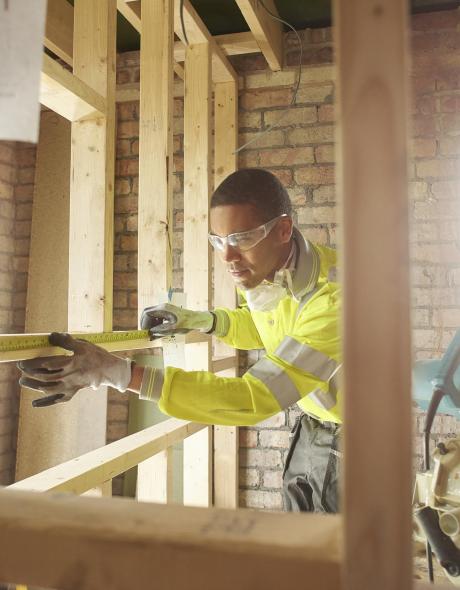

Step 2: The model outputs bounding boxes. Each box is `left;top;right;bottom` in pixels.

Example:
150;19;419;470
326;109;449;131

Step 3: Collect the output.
17;332;132;407
140;303;215;337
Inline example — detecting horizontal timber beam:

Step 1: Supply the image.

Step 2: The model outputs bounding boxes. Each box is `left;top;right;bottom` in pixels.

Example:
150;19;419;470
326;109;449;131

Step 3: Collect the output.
0;489;342;590
173;31;259;62
45;0;259;69
40;54;106;121
10;419;206;494
211;356;237;374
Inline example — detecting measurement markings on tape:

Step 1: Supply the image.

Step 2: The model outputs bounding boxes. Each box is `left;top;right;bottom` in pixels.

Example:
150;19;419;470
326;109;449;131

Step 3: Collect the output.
0;330;151;354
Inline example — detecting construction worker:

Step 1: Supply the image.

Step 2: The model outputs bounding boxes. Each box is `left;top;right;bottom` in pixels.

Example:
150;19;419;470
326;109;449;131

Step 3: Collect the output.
18;168;341;513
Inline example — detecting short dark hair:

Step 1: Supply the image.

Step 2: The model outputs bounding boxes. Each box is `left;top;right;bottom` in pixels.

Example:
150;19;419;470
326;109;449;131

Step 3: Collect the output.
210;168;292;222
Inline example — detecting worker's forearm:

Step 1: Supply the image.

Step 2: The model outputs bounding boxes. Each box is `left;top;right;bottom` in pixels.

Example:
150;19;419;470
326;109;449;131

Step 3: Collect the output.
126;363;143;394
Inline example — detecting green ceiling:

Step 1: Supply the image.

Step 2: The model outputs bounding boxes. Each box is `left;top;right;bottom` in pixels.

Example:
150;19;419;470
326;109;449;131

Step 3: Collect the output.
115;0;459;52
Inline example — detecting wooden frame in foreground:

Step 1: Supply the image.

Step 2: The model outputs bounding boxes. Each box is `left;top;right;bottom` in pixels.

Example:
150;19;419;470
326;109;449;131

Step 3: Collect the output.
0;0;426;588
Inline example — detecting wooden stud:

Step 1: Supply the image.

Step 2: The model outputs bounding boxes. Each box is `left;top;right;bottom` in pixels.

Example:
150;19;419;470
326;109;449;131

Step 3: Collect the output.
44;0;74;66
136;0;174;500
137;448;174;503
117;0;184;80
138;0;174;316
116;81;184;103
214;417;239;509
182;42;213;507
174;0;237;83
212;80;239;509
40;54;106;122
70;0;116;333
334;0;413;589
183;427;213;507
234;0;283;71
67;0;116;457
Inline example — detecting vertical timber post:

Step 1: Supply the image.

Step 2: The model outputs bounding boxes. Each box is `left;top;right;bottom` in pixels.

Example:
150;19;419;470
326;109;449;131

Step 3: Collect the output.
136;0;175;503
68;0;116;455
183;41;213;507
334;0;413;589
213;80;239;509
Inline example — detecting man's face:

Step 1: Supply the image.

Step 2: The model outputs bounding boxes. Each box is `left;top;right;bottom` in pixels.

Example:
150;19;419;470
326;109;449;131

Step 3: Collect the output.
210;203;293;290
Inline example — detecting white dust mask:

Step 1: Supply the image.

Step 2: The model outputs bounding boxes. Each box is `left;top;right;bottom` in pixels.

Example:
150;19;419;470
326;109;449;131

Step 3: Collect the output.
245;268;293;312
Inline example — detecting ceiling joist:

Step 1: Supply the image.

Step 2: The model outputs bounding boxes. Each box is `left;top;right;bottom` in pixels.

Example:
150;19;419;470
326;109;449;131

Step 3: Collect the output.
45;1;258;84
116;1;141;33
117;0;237;81
174;0;237;83
234;0;283;71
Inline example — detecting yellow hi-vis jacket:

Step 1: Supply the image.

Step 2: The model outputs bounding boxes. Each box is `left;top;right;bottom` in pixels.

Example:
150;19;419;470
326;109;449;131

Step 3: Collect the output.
141;227;341;426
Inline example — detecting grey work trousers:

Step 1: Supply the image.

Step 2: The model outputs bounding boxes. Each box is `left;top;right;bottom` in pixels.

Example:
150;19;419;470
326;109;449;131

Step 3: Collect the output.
282;413;341;513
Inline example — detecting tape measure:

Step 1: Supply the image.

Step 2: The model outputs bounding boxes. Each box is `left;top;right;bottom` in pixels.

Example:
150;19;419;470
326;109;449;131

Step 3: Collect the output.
0;330;155;363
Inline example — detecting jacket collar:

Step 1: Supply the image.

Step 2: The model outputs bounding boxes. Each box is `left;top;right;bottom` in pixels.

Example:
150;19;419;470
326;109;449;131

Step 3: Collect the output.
290;227;321;300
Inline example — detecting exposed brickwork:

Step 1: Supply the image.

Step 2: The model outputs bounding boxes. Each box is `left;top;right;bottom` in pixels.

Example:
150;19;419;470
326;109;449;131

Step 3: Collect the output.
109;10;460;507
0;140;35;484
408;9;460;472
1;9;459;504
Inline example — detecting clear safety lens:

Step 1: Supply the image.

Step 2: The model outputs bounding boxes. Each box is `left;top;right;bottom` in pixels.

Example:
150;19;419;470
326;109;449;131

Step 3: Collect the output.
208;214;287;252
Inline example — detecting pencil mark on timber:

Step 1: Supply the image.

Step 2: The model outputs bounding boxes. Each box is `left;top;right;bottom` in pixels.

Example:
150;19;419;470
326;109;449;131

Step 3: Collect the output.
200;512;257;536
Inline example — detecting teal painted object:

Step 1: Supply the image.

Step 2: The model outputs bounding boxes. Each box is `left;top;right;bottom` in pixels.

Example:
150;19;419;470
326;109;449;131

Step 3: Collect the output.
413;330;460;418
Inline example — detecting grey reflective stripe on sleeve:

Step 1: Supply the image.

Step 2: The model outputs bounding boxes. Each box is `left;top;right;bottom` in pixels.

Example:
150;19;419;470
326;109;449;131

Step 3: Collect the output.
139;366;164;403
307;364;342;411
308;388;336;410
247;357;301;409
274;336;338;381
328;363;342;396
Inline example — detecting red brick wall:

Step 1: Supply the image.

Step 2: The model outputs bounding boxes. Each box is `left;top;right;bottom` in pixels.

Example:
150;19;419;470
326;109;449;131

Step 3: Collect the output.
409;9;460;465
0;141;35;484
236;10;460;509
0;9;458;502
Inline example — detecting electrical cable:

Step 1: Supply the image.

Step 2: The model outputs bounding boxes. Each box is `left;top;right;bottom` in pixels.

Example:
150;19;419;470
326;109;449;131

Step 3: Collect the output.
234;0;303;154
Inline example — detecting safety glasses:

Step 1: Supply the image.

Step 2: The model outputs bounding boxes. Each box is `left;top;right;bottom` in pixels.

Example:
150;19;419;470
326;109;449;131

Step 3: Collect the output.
208;214;287;252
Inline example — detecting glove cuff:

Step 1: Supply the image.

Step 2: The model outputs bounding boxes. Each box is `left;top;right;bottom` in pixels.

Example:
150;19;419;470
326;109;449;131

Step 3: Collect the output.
212;308;230;337
194;310;215;332
103;357;133;392
139;366;165;402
